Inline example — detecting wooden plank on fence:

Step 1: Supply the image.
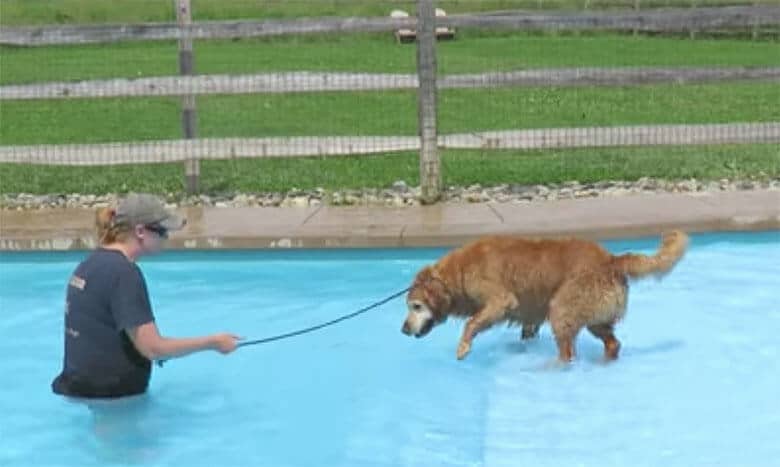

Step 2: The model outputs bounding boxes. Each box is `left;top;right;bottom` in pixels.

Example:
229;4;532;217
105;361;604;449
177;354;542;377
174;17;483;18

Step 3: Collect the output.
0;137;422;165
0;17;416;46
0;72;419;99
4;67;777;100
438;123;780;149
437;67;780;89
444;6;780;32
1;123;777;166
1;6;777;46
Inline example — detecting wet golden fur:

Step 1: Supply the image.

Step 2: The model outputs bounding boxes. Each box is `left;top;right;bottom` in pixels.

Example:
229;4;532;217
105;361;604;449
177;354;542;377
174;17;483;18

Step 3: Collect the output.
401;231;688;361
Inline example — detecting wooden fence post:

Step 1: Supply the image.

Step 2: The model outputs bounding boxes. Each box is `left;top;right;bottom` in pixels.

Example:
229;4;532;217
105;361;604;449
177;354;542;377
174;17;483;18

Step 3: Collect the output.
633;0;641;36
176;0;199;194
416;0;441;204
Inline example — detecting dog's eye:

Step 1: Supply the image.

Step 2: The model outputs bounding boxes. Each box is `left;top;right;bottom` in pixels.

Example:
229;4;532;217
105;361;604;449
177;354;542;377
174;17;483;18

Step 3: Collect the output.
412;303;422;312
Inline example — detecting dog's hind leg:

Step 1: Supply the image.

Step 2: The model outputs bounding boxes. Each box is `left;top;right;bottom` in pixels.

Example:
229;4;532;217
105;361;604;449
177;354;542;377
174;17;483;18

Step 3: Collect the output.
549;270;627;363
587;323;621;360
457;294;518;360
548;306;580;362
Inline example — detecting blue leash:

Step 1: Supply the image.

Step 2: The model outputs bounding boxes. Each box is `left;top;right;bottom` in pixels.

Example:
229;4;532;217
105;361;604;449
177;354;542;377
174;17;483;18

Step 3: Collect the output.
156;287;410;367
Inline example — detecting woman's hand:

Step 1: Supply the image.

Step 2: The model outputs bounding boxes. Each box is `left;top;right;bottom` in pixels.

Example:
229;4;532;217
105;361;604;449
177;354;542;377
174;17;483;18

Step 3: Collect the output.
210;333;242;354
130;322;242;362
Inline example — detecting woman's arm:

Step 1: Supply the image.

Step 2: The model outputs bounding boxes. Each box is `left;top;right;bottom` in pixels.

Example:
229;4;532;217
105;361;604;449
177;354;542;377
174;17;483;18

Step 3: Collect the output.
127;321;239;361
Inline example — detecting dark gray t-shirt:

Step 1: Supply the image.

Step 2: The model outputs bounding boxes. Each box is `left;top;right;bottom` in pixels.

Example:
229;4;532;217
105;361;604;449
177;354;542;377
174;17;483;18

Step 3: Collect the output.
51;248;155;398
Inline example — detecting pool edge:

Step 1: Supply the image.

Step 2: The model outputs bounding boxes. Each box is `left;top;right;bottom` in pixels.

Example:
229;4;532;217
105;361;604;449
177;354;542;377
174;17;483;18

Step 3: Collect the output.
1;190;778;251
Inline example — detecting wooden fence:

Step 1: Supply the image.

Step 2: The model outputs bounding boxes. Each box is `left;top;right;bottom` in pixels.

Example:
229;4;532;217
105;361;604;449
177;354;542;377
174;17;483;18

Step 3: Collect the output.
1;1;779;201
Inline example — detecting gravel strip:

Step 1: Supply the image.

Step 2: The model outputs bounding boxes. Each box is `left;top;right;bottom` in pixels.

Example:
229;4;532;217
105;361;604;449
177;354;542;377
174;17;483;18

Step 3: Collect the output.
2;177;778;210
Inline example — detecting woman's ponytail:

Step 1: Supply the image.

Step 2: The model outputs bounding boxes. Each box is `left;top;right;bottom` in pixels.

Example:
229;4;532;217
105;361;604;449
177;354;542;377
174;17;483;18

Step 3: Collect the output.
95;206;118;245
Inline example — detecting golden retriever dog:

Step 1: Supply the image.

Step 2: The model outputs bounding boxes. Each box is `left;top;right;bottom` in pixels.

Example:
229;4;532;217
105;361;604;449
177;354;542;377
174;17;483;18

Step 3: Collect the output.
401;231;688;362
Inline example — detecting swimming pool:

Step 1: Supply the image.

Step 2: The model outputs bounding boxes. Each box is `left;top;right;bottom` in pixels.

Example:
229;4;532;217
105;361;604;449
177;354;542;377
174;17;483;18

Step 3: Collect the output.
1;231;778;467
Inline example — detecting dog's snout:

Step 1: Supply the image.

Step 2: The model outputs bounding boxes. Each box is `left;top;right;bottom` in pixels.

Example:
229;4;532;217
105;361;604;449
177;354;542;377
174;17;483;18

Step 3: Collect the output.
401;321;411;335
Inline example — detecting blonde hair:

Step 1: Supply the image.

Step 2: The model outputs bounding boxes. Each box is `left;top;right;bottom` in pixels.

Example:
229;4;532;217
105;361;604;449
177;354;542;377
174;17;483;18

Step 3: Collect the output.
95;206;133;245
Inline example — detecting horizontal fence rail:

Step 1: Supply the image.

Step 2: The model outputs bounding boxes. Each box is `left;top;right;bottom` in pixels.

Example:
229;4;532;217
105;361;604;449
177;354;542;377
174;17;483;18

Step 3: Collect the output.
1;6;778;46
2;67;779;100
1;123;778;166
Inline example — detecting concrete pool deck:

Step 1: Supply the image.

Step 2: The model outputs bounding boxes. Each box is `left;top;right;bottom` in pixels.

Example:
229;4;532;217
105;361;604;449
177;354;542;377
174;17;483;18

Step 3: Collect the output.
1;189;778;251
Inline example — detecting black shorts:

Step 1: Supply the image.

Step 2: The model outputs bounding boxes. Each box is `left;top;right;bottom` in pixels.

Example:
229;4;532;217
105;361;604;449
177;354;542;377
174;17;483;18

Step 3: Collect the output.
52;371;149;399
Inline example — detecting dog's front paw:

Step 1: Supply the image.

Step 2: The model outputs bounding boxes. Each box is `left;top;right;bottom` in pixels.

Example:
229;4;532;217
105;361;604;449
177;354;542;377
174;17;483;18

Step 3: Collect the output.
456;341;471;360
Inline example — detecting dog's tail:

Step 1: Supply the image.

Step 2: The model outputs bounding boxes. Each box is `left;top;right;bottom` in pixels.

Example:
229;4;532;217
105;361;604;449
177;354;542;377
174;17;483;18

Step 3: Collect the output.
611;230;689;280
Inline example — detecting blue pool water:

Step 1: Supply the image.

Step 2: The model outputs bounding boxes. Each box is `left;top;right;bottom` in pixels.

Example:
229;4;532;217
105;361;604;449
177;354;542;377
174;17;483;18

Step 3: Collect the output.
1;231;779;467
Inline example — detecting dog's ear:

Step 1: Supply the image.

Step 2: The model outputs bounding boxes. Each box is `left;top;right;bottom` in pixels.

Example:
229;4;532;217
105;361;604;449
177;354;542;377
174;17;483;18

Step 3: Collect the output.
414;265;451;316
413;265;435;287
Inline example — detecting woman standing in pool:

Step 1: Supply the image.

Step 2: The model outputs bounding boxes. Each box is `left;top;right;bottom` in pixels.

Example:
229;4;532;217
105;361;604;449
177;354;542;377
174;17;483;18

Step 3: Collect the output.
51;193;241;399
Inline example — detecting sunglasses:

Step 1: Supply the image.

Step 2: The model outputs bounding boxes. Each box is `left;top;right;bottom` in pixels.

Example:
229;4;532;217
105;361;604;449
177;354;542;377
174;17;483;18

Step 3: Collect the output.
144;224;169;239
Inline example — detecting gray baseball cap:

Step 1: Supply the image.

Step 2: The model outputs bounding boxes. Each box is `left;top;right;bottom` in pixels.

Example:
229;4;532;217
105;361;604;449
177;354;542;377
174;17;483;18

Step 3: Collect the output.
114;193;186;231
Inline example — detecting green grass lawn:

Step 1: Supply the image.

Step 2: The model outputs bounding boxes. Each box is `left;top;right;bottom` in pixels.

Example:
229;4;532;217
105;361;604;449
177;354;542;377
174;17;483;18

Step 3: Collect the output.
1;2;778;195
1;0;776;26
